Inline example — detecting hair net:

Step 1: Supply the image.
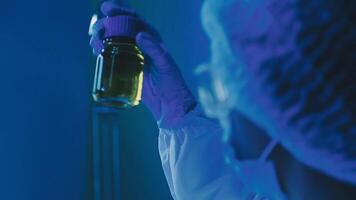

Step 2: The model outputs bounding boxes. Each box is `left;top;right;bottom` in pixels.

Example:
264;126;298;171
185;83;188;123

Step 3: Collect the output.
198;0;356;185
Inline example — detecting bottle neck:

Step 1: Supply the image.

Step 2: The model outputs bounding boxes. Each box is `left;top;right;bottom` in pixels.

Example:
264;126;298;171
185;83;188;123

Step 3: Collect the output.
103;36;136;45
102;36;143;60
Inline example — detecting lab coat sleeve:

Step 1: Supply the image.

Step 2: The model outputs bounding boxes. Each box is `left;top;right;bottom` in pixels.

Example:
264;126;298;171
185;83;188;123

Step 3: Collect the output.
157;106;247;200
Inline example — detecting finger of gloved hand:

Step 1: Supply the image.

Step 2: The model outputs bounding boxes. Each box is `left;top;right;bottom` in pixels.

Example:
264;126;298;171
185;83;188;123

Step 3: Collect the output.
143;64;159;96
89;18;105;37
136;32;178;73
101;1;138;17
90;35;104;56
89;18;105;55
142;71;161;119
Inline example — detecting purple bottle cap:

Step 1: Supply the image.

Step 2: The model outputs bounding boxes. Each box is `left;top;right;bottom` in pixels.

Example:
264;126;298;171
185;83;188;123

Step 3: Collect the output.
103;15;144;38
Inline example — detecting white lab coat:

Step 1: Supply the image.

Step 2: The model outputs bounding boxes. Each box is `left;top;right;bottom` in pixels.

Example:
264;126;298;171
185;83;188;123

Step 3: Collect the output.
158;106;286;200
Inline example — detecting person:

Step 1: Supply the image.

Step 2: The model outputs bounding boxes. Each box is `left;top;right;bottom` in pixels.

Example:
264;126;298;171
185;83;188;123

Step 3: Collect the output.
90;0;356;199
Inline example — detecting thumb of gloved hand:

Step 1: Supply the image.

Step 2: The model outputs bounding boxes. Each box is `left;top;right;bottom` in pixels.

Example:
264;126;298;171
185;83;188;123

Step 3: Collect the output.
136;32;197;127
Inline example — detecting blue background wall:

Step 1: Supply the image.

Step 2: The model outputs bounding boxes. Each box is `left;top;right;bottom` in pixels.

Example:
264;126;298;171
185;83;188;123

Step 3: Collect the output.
0;0;92;199
0;0;208;199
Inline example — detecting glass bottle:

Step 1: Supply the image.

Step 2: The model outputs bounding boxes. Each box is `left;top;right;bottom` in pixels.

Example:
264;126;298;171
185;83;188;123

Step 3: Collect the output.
92;36;145;108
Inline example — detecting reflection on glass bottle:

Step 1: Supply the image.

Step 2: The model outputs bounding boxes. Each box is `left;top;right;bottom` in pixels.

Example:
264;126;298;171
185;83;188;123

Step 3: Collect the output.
93;36;145;108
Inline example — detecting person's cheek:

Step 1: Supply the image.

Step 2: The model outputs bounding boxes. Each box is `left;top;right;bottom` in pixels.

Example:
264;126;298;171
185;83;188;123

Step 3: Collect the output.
220;2;253;40
219;1;275;71
245;6;274;38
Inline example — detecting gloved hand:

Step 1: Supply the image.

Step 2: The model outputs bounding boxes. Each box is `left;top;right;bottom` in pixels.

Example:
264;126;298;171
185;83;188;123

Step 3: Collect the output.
89;2;197;127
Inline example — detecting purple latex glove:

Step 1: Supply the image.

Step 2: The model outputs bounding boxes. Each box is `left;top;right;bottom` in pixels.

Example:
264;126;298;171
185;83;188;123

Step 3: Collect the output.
89;2;197;127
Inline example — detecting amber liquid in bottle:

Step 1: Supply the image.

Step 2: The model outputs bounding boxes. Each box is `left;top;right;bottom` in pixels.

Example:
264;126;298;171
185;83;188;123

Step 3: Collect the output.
93;36;145;108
